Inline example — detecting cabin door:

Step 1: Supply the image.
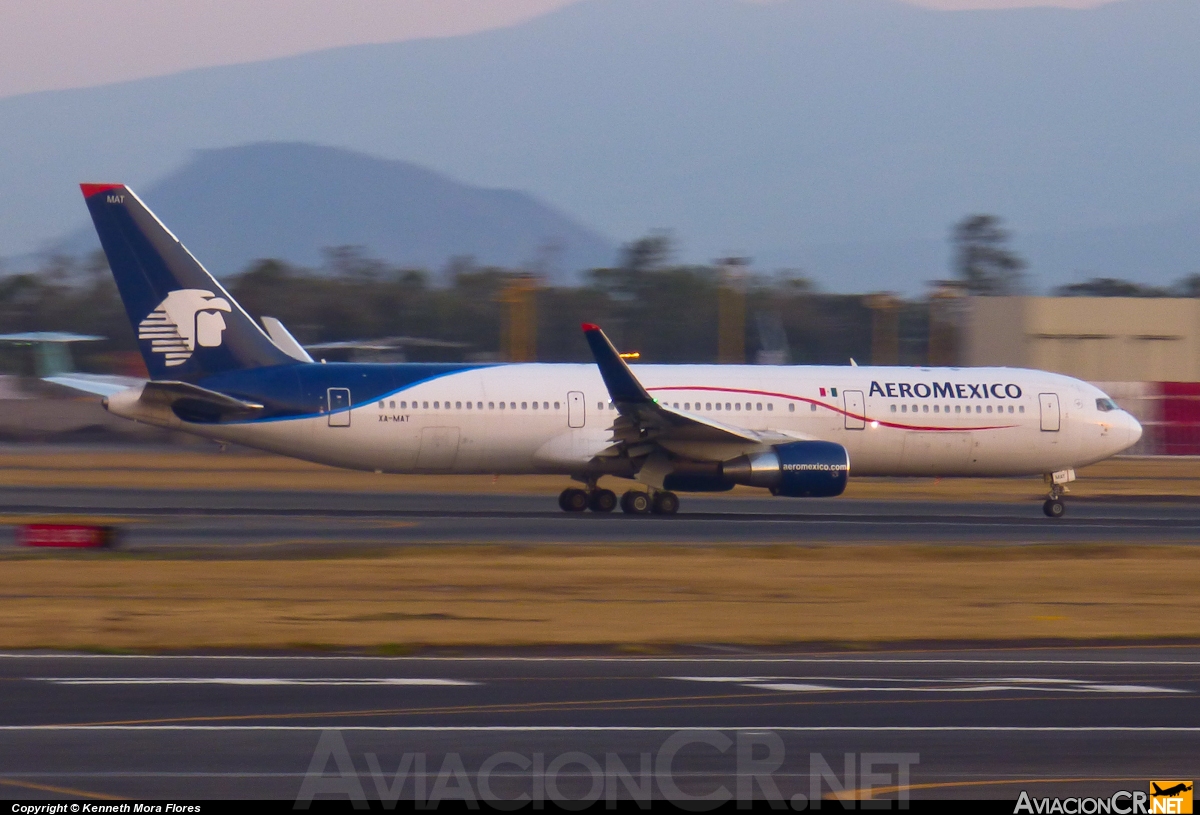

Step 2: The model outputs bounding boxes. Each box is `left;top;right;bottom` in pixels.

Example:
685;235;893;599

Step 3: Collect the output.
843;390;866;430
416;427;461;470
1039;393;1061;432
567;391;585;428
327;388;351;427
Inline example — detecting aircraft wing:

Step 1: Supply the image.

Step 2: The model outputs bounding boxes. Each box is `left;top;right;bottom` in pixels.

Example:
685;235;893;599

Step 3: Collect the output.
581;323;808;460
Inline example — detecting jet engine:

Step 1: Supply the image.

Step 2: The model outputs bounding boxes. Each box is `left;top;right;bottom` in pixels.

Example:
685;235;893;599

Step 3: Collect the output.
721;440;849;497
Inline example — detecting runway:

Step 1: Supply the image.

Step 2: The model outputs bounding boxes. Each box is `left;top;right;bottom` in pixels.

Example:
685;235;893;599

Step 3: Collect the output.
2;487;1200;549
0;647;1195;802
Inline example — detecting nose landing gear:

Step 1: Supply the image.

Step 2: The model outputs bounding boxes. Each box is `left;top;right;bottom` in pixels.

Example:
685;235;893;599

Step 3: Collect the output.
1042;484;1068;518
1042;470;1074;518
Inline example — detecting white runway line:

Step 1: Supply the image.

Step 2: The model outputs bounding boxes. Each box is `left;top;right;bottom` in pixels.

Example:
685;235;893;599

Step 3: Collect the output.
3;725;1200;732
31;677;476;686
669;676;1187;694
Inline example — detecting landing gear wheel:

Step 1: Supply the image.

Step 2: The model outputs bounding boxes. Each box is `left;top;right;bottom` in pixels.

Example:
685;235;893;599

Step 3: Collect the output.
589;488;617;513
620;490;652;514
559;488;589;513
652;491;679;515
1043;499;1065;518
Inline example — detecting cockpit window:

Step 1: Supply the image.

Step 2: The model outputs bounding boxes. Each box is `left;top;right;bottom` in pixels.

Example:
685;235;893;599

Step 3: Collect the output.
1096;398;1119;412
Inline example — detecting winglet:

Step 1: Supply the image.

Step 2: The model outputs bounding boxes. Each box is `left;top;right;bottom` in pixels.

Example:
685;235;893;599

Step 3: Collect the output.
581;323;653;405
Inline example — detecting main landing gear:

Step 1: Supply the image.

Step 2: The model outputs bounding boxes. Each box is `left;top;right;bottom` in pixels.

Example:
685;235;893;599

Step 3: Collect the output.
619;489;679;515
558;485;678;515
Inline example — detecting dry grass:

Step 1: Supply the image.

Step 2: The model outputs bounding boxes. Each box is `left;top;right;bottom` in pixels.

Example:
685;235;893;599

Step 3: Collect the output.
0;448;1197;500
2;546;1198;650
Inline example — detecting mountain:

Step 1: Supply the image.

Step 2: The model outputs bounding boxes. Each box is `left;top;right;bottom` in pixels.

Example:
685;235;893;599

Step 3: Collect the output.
2;0;1199;291
54;143;616;279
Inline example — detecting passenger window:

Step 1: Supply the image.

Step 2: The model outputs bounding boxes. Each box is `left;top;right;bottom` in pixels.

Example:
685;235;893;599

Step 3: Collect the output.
499;402;505;410
902;405;907;413
944;406;949;413
673;402;679;408
922;405;928;413
554;402;559;409
401;401;407;409
955;405;960;413
767;404;773;411
1019;406;1025;413
478;402;483;410
489;402;495;409
987;405;993;413
912;405;918;413
522;402;528;409
422;401;429;409
810;403;816;412
757;403;763;411
378;401;384;409
456;401;462;409
510;402;516;410
788;404;794;412
531;402;538;410
433;401;439;409
890;405;896;413
933;405;939;413
466;402;472;410
735;403;741;411
707;403;713;410
1008;405;1013;413
598;402;603;410
684;402;690;410
976;405;982;413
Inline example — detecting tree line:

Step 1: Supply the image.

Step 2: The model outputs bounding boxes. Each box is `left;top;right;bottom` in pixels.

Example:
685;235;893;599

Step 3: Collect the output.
0;216;1194;374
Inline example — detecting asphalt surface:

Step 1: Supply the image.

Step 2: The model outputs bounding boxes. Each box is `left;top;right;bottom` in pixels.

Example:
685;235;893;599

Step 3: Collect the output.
2;487;1200;549
0;648;1195;802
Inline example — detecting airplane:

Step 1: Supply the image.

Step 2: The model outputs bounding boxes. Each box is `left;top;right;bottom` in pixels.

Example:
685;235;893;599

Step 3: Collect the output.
1152;783;1193;797
63;183;1143;518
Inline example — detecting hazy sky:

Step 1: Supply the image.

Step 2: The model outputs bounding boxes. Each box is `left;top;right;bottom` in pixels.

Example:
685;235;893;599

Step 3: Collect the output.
0;0;1120;99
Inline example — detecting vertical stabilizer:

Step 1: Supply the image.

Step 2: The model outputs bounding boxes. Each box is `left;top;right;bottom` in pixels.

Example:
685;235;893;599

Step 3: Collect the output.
80;184;295;381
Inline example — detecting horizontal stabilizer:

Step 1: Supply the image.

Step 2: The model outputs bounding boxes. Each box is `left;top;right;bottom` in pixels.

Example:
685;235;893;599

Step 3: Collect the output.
139;380;264;422
261;317;314;363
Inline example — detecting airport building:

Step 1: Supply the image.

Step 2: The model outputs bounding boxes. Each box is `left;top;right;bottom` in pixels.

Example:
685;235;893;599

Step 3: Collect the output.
964;297;1200;454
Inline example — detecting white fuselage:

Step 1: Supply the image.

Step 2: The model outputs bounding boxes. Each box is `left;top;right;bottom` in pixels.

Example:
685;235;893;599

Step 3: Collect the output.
109;363;1142;483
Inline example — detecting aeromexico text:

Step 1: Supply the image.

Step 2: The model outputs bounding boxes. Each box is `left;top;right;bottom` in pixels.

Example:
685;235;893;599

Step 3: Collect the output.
868;381;1024;400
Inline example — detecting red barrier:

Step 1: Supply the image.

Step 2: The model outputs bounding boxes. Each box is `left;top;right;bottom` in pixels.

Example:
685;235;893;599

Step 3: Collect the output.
17;524;116;548
1160;382;1200;455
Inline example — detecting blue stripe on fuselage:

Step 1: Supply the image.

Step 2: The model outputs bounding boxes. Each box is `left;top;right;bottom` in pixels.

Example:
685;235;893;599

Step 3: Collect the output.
192;362;496;423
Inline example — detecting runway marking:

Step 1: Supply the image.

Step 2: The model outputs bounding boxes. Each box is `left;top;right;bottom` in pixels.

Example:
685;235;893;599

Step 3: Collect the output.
33;677;477;686
671;676;1186;694
836;776;1153;800
3;725;1200;732
0;777;122;799
31;690;1197;729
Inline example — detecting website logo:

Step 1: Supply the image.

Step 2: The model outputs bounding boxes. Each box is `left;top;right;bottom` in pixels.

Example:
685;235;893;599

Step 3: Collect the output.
138;289;232;367
1151;782;1193;814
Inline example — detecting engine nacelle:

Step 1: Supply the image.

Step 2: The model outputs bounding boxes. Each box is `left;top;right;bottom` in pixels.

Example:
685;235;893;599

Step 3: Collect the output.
721;440;849;497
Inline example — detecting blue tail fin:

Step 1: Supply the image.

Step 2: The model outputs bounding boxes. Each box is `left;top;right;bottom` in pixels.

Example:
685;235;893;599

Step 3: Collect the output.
81;183;295;381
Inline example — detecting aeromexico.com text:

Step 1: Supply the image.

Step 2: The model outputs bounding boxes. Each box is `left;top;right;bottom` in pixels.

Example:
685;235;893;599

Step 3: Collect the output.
869;382;1024;400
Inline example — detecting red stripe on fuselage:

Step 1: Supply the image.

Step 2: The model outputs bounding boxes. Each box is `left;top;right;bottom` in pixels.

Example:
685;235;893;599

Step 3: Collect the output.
647;385;1017;432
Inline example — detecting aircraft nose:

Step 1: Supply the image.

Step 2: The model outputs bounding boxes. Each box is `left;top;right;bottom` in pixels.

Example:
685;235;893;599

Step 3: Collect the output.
1126;412;1143;448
